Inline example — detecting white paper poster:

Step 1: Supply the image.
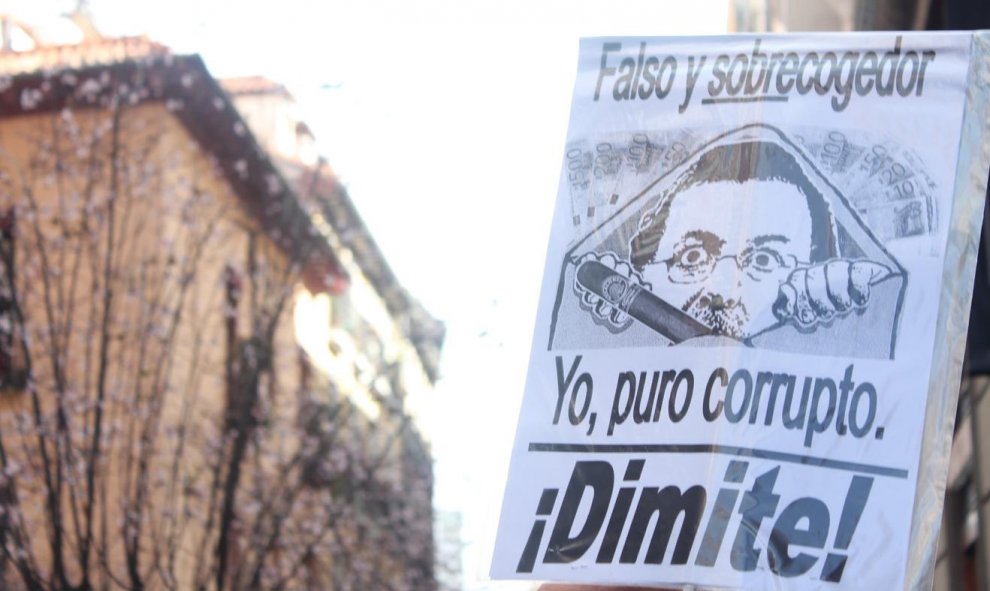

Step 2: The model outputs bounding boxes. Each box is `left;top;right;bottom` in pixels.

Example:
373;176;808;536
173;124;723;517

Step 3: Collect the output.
492;32;990;589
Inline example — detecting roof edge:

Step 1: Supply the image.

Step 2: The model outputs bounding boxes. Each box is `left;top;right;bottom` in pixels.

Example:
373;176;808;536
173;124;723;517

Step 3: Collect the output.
0;53;347;287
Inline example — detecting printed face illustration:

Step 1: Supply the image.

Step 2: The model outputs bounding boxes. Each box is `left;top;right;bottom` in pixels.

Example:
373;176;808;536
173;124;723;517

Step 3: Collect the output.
637;179;814;339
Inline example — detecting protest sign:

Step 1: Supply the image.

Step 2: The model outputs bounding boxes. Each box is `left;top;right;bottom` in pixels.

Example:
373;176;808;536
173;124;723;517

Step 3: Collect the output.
492;32;990;589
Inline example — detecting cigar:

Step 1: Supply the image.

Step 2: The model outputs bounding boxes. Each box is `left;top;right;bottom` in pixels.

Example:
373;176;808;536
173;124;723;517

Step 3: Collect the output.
576;260;711;344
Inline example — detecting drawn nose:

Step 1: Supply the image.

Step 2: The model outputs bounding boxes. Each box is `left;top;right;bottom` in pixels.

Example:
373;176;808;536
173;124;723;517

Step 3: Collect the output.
708;256;745;287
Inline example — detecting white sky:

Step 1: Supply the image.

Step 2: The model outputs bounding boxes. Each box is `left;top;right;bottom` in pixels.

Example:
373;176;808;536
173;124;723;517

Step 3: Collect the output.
31;1;730;588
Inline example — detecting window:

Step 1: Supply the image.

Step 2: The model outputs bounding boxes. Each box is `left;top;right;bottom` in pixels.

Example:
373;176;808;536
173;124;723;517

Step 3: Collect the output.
0;209;25;391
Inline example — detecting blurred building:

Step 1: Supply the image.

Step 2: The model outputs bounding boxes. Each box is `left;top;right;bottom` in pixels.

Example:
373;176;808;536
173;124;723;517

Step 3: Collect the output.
0;9;441;591
224;67;446;590
728;0;857;32
728;0;987;32
732;1;989;590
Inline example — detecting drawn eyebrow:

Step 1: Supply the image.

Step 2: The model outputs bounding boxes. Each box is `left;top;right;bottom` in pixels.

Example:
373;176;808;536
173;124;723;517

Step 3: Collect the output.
751;234;790;247
682;230;725;248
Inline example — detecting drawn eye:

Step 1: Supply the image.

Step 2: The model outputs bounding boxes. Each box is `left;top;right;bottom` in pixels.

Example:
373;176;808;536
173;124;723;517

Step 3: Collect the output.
746;249;784;273
666;239;721;284
676;245;710;269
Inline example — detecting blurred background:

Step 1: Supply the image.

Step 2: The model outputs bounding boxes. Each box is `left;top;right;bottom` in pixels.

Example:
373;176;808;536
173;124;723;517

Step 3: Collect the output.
0;1;985;590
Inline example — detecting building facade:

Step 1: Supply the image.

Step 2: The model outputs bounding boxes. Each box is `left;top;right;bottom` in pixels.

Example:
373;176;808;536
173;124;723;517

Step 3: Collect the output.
0;14;441;591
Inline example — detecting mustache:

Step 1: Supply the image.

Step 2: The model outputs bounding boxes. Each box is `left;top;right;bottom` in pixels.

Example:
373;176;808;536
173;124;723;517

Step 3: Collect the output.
681;290;750;339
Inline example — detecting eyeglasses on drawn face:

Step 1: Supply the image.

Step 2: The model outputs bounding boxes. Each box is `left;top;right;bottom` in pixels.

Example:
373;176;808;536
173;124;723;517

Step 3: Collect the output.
659;239;802;284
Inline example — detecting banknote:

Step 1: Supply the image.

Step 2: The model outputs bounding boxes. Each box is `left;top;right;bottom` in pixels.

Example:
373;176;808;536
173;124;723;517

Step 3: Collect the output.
565;130;698;232
564;127;938;242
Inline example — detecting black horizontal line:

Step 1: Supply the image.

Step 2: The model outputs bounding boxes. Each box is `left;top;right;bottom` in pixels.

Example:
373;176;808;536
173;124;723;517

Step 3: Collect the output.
527;442;907;479
701;96;789;104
